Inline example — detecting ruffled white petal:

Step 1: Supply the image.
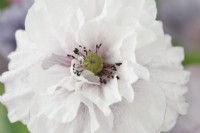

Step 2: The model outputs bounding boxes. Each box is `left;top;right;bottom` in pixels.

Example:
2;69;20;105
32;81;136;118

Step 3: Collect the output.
0;70;34;124
28;104;91;133
102;78;122;107
30;89;81;123
28;65;70;93
117;61;138;83
1;0;189;133
29;102;113;133
132;63;150;80
80;84;111;115
120;32;137;63
8;30;46;71
25;0;60;53
118;80;134;102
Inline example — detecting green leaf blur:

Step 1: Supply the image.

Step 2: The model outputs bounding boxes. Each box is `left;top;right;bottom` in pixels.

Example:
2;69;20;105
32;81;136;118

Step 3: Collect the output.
0;0;8;9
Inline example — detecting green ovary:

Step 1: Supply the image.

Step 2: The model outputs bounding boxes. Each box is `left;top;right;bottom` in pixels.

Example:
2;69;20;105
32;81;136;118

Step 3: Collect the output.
83;53;104;74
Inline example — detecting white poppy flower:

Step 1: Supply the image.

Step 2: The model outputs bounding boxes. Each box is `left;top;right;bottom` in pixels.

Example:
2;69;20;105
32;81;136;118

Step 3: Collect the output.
0;0;190;133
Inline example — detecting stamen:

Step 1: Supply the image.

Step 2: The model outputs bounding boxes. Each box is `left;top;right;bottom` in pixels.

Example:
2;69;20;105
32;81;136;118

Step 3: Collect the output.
69;44;122;84
67;55;75;59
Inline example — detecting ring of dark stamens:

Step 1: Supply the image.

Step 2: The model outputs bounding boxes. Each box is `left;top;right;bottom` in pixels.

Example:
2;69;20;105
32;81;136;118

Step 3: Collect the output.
68;44;122;84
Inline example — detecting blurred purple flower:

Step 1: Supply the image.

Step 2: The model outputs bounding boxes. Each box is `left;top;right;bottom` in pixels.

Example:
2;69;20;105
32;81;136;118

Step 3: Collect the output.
8;0;23;4
0;0;33;59
158;0;200;52
169;66;200;133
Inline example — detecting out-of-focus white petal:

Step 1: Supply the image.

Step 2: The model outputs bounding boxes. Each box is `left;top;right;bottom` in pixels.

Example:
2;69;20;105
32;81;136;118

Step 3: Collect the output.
94;105;114;133
111;81;167;133
149;47;185;69
149;68;190;85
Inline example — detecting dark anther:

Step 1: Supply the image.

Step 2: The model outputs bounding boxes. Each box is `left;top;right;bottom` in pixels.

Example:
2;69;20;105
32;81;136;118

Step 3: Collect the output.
67;55;75;59
97;44;102;48
115;63;122;66
112;67;117;71
74;48;79;55
84;50;88;55
76;71;81;76
116;76;120;80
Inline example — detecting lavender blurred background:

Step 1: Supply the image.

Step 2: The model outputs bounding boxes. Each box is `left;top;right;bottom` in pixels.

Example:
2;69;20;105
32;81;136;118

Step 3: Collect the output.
0;0;200;132
158;1;200;133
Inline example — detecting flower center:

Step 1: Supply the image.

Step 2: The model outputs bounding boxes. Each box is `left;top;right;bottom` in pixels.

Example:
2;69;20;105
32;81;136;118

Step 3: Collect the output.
83;53;104;74
68;44;122;84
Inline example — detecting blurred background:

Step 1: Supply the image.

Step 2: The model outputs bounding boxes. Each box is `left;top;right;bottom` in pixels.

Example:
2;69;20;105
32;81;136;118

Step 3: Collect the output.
0;0;199;132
